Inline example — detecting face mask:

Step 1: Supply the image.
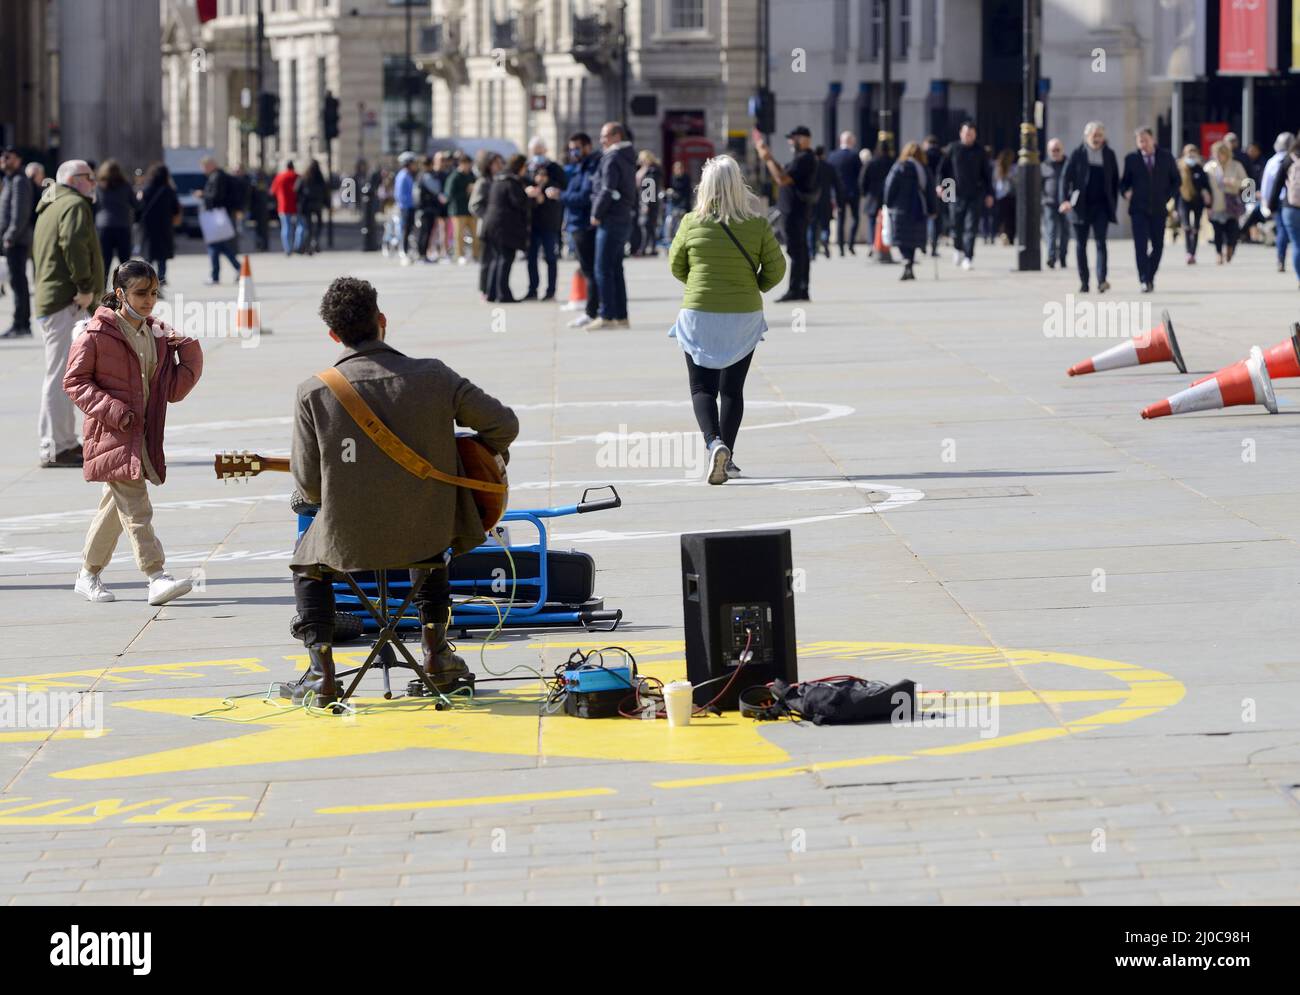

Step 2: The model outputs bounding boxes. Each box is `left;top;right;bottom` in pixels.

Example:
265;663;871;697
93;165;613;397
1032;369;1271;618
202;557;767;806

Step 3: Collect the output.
118;294;149;323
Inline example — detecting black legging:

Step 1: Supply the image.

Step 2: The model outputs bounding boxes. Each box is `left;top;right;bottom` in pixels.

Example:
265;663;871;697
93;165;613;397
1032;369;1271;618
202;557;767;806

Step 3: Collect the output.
685;350;754;452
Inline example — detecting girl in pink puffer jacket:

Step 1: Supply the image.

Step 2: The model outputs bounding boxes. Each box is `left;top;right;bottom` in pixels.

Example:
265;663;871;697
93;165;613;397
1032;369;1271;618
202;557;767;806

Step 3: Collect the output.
63;259;203;605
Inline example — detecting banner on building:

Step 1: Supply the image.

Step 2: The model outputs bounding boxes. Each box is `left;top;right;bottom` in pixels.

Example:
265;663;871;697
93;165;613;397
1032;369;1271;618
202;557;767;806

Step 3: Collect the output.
1218;0;1276;75
1293;2;1300;70
196;0;217;23
1150;0;1207;80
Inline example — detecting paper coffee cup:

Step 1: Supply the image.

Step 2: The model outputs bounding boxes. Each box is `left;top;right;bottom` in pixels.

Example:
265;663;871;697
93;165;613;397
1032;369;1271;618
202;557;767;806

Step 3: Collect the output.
664;681;693;727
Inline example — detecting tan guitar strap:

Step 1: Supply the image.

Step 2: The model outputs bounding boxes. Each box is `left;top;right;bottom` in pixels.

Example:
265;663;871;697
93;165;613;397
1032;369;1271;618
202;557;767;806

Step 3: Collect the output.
316;367;505;494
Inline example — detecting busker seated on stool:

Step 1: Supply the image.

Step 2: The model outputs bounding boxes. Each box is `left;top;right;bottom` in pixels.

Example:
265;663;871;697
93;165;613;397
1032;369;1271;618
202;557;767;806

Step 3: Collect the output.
288;276;519;705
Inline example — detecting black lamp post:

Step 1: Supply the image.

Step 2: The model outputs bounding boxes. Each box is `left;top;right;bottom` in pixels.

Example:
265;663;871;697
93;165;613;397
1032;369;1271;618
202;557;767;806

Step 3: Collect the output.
1014;0;1041;271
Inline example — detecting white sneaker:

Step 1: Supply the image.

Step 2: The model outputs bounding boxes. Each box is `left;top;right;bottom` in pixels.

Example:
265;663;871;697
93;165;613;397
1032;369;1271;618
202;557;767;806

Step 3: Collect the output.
585;317;614;331
961;257;973;270
725;459;742;480
74;569;115;603
457;256;468;266
399;253;412;267
706;440;731;485
147;572;193;607
568;313;593;327
952;249;962;266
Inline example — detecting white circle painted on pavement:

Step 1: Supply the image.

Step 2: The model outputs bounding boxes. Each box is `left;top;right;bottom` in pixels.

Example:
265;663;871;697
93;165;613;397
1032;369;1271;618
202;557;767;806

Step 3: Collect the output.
165;399;857;449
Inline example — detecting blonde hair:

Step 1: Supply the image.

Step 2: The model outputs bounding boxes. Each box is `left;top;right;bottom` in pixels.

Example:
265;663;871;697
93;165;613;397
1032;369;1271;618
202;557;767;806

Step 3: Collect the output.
692;155;760;225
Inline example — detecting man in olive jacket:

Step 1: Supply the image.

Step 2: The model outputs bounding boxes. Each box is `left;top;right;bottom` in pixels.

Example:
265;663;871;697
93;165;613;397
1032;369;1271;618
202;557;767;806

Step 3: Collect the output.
289;277;518;704
32;159;104;468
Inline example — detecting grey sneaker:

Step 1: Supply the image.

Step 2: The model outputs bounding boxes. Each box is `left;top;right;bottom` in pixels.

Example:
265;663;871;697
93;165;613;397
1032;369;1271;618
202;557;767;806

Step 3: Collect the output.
706;440;731;485
724;459;741;480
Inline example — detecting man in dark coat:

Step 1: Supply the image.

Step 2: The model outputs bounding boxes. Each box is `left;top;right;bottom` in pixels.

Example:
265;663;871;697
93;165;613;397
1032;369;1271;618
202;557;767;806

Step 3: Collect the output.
1119;127;1181;292
937;121;994;268
1060;121;1120;293
587;121;638;328
289;277;518;704
826;131;861;255
757;125;819;302
1;147;35;337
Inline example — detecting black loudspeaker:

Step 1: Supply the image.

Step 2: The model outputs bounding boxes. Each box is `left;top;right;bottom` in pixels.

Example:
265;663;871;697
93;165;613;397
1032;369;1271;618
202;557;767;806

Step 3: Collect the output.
681;529;798;711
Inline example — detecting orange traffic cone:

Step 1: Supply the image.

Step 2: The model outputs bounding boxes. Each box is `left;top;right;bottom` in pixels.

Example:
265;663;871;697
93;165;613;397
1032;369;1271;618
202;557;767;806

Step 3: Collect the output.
1141;346;1277;419
235;255;266;340
873;209;887;258
560;269;588;311
1067;309;1186;376
1191;325;1300;386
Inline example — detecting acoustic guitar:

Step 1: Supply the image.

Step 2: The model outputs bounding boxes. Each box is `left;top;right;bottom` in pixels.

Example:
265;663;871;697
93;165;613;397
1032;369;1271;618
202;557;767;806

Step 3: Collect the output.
211;436;508;530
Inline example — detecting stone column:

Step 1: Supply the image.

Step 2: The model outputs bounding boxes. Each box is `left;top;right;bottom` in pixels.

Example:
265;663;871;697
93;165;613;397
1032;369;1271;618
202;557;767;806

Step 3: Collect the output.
58;0;162;173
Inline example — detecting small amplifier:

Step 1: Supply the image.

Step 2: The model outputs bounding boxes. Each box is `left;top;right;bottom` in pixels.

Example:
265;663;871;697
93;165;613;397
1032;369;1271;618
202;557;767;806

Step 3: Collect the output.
563;665;633;694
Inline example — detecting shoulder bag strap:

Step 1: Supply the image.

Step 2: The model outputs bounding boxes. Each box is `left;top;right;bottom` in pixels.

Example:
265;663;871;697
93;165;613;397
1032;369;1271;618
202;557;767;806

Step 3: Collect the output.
716;219;759;281
316;367;505;494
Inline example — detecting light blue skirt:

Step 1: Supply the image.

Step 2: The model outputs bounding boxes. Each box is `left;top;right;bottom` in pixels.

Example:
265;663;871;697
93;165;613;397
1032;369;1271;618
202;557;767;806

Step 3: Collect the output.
668;308;767;369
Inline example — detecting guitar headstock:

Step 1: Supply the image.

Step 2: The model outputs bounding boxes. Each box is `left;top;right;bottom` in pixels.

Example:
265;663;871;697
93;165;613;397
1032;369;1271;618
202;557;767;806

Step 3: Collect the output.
214;451;270;481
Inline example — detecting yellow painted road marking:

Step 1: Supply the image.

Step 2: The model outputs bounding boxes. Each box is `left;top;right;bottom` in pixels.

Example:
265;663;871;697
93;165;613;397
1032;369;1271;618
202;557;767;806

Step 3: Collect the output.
0;659;267;693
0;728;110;743
22;641;1182;792
318;787;617;815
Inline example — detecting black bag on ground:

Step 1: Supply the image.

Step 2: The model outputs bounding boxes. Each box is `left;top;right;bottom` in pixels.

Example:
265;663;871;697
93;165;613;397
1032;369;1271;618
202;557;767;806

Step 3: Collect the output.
769;677;916;725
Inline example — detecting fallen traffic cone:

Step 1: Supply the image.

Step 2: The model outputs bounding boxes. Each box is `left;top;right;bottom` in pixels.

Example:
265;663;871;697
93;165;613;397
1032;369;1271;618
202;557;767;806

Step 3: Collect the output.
235;255;267;339
1141;345;1277;419
560;269;587;311
1191;324;1300;386
1067;309;1186;376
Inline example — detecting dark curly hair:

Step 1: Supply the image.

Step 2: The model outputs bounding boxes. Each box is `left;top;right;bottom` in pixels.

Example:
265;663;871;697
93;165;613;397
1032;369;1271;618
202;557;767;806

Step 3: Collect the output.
318;276;380;346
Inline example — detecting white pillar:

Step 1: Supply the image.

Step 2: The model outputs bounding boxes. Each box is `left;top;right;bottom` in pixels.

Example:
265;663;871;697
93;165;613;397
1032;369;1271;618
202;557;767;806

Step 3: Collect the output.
207;67;230;165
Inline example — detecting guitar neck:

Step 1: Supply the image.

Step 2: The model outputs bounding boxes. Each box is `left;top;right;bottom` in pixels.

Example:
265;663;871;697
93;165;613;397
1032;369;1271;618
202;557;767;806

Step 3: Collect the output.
259;457;291;473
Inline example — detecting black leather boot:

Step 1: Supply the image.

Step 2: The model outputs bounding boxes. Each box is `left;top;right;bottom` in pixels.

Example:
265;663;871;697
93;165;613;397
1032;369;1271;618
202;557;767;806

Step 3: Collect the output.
419;610;470;690
293;642;339;706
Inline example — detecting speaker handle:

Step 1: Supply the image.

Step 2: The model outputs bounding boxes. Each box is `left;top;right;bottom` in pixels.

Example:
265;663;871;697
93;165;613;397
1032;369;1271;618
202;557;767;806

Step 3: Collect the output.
685;573;700;601
785;568;795;597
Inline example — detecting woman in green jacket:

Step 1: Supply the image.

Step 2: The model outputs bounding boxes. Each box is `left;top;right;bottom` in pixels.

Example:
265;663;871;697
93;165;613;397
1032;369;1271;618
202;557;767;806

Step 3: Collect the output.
668;155;786;484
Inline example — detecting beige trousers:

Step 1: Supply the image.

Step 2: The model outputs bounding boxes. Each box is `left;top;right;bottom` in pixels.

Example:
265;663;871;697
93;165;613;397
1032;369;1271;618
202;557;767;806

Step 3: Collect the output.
82;479;165;576
453;215;478;260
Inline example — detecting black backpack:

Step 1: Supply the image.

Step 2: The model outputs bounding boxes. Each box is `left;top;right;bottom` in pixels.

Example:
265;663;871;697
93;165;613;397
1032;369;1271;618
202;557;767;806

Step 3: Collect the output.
745;677;916;725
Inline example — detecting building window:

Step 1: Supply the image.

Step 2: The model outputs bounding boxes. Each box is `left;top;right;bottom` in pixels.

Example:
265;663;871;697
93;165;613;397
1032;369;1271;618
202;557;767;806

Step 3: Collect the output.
871;0;883;60
832;0;848;64
898;0;910;59
920;0;936;61
669;0;704;31
382;54;430;154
